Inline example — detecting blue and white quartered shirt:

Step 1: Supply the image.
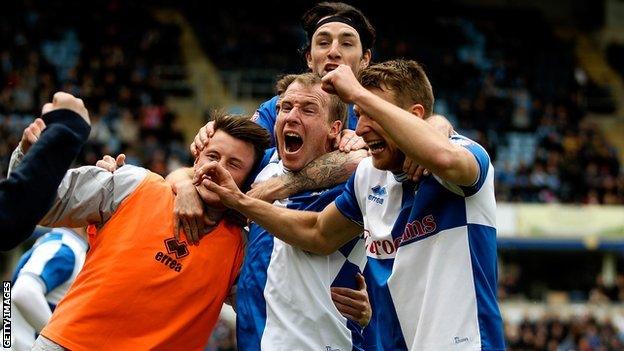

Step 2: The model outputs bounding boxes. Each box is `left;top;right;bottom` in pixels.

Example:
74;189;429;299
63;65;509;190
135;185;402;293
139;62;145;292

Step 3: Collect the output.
236;148;367;351
335;135;505;351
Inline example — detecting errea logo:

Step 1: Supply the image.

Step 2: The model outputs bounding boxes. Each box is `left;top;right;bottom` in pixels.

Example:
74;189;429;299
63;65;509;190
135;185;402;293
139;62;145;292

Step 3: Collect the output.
154;237;189;272
368;185;386;204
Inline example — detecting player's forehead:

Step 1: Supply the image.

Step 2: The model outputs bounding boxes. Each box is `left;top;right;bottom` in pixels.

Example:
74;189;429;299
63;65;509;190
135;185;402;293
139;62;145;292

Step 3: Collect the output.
202;130;253;162
281;82;328;108
313;21;360;41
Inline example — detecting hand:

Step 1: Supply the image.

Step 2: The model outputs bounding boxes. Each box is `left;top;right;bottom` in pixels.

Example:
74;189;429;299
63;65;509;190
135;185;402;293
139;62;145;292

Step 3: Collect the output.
43;92;91;125
193;161;244;209
95;154;126;173
190;121;215;157
173;178;215;245
19;118;46;154
403;157;430;182
337;129;366;152
331;273;372;328
246;177;288;203
321;65;365;103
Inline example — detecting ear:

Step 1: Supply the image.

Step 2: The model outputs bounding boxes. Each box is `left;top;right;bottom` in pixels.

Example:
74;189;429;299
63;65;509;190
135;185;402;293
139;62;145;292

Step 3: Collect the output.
329;120;343;139
360;49;372;69
409;104;426;119
306;50;313;70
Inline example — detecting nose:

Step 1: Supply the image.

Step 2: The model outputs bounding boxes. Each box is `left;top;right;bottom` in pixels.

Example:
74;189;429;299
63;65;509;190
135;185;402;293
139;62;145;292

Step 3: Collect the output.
217;157;228;169
355;114;371;136
327;40;341;60
283;109;301;124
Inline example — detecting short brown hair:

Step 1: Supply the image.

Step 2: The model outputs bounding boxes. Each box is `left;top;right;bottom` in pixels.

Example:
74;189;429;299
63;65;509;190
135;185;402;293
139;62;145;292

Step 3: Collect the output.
358;59;434;117
301;2;376;55
212;112;271;169
276;73;348;128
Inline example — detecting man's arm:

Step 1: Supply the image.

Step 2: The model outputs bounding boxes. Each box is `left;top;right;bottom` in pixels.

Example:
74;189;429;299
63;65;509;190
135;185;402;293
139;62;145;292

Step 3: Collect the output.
0;108;90;251
12;274;52;332
323;65;478;186
196;161;362;254
247;149;367;202
9;144;146;229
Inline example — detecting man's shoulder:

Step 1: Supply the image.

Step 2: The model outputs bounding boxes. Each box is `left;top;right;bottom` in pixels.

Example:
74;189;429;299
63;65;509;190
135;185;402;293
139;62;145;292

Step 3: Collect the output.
126;167;173;197
450;133;489;155
253;95;279;121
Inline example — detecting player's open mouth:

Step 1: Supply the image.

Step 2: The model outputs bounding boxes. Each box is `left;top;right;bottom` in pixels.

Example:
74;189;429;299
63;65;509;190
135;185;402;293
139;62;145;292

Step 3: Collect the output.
324;63;339;72
367;140;386;155
284;132;304;153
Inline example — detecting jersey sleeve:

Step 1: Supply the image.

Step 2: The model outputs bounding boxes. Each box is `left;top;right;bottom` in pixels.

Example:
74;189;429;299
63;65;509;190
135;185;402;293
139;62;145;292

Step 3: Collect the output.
334;173;363;226
252;95;279;147
19;242;76;293
435;136;491;197
39;165;148;227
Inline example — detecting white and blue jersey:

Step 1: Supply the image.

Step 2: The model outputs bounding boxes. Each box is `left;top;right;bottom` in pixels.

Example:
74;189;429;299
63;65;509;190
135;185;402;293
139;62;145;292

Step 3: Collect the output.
236;148;367;351
253;95;359;147
10;228;88;350
335;135;505;351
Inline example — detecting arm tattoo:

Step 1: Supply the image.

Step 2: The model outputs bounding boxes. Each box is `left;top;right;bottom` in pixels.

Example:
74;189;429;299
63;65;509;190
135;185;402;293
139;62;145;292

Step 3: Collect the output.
284;149;366;193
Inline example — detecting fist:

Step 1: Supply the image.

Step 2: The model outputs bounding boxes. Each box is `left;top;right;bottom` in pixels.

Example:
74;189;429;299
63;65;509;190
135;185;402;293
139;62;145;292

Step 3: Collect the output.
42;92;90;125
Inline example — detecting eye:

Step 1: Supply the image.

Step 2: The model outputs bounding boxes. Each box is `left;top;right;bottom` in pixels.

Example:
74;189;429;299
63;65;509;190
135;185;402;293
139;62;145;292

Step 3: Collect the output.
342;41;354;47
315;37;331;47
207;153;219;161
228;161;242;170
303;106;318;115
281;103;292;113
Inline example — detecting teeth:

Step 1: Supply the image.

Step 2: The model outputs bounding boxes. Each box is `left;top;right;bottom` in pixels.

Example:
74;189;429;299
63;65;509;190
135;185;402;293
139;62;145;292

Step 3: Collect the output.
368;141;384;149
285;132;301;138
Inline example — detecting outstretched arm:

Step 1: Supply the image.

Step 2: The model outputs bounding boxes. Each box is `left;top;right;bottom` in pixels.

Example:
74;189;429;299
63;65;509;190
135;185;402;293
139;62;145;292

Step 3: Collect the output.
195;161;362;254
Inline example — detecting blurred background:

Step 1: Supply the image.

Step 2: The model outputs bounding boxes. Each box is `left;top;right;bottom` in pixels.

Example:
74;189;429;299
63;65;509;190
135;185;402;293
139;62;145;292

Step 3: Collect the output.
1;0;624;350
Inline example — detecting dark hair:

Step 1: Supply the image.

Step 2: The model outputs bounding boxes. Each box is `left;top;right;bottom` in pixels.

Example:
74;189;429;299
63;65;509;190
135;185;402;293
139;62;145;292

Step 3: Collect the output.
358;59;434;117
212;112;271;169
276;72;348;128
301;2;376;55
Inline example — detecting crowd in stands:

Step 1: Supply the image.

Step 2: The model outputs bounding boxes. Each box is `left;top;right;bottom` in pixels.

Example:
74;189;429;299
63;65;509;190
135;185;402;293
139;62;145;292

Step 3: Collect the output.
499;259;624;304
505;315;624;351
2;2;623;204
0;1;190;183
2;2;624;348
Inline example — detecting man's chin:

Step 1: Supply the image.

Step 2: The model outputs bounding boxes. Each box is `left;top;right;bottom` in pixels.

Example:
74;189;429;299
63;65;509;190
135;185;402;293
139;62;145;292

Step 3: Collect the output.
371;155;403;172
197;187;226;209
371;155;389;170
